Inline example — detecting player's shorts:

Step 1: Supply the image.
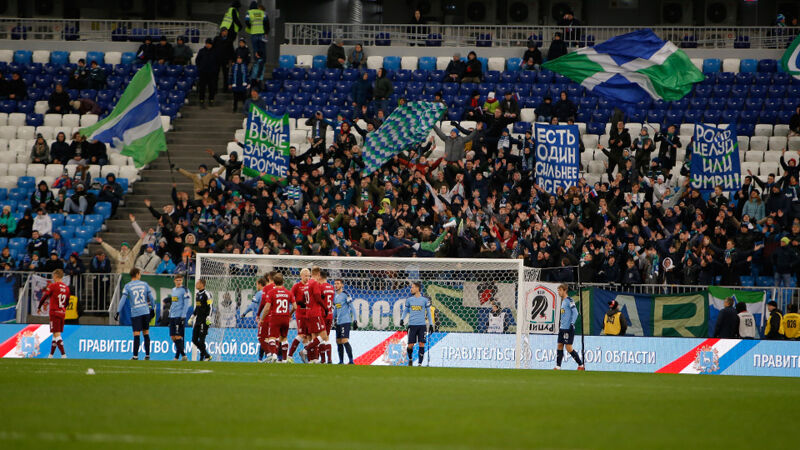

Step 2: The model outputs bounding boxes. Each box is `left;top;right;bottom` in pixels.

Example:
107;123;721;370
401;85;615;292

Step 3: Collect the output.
295;317;306;335
131;314;150;332
408;325;426;344
335;322;351;339
257;319;269;340
192;322;209;341
557;327;575;345
268;316;291;338
169;317;185;337
49;315;64;334
305;315;325;334
325;316;333;334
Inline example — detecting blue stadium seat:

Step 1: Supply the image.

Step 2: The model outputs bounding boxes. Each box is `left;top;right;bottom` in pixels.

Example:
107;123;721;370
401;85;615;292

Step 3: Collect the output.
383;56;401;71
13;50;32;65
322;68;341;81
299;80;317;92
778;109;795;123
86;51;104;65
768;85;786;98
49;51;68;65
665;110;683;124
749;85;767;98
375;32;391;46
279;55;296;69
716;72;734;85
734;35;750;49
721;109;738;124
26;113;43;127
477;57;489;75
730;85;748;98
703;109;722;123
305;69;322;82
513;122;531;134
292;92;310;105
712;85;731;97
758;59;778;72
759;110;777;124
120;52;136;65
690;97;707;109
429;69;445;81
288;67;305;80
476;34;492;47
737;123;755;136
702;58;721;74
740;109;759;123
774;72;791;85
8;237;27;254
67;239;86;255
312;55;326;70
708;98;725;109
745;97;764;109
646;110;665;123
739;59;757;73
740;276;754;286
734;73;754;85
587;122;605;134
418;56;436;71
507;58;522;71
425;33;442;47
447;106;464;120
483;71;500;84
683;109;703;122
754;72;771;85
519;71;536;85
341;68;358;81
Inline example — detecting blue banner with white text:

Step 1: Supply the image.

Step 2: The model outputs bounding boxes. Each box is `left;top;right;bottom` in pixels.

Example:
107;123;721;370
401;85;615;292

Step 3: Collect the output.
690;123;741;193
534;123;580;194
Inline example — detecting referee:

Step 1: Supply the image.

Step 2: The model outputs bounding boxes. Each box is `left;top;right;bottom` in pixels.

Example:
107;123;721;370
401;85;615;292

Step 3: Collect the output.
400;282;431;367
555;284;585;371
189;278;213;361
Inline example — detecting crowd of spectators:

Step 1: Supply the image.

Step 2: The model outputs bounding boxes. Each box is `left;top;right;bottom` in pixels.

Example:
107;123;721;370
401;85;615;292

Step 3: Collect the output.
195;28;265;109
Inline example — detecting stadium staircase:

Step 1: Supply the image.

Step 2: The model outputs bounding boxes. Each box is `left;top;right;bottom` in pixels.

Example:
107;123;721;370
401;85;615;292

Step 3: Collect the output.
87;91;245;255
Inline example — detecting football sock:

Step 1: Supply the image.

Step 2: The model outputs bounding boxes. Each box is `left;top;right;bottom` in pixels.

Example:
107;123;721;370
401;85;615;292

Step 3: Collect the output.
143;334;151;356
258;347;265;361
344;342;353;363
418;345;425;364
176;339;184;357
281;342;288;360
50;341;57;356
570;350;583;366
268;339;278;355
288;337;301;356
337;343;344;363
56;338;65;355
556;349;564;366
133;335;140;357
320;344;326;363
407;347;413;363
326;344;332;363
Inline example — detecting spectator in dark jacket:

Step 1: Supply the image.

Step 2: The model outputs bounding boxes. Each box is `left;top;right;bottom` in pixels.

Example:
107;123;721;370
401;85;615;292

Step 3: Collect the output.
85;140;108;166
554;91;576;122
48;83;70;113
547;32;568;61
522;41;542;70
462;51;482;83
535;97;554;122
172;36;194;65
773;237;797;286
7;72;26;100
445;53;465;82
136;36;156;62
351;71;372;109
213;28;235;93
765;301;784;339
234;38;250;65
206;149;242;180
499;91;520;122
50;132;72;164
196;38;219;107
713;297;740;338
326;39;346;69
154;36;174;64
373;68;393;113
68;60;89;90
557;11;582;44
790;105;800;136
88;60;106;89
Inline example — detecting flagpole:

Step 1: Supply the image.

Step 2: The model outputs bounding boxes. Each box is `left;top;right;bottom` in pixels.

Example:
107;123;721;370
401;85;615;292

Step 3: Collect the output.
164;145;176;185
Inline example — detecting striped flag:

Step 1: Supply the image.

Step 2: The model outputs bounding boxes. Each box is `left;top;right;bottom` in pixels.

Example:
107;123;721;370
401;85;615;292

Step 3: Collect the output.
543;29;704;104
80;63;167;167
781;34;800;80
363;101;446;175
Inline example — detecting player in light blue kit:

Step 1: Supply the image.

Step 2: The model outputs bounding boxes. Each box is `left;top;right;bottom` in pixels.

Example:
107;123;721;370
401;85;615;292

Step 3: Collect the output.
555;284;585;371
115;268;157;360
333;279;356;364
168;274;192;361
400;282;431;367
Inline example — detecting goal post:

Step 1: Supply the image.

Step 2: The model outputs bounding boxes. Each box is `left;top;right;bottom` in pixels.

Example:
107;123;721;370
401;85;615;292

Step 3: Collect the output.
195;254;542;367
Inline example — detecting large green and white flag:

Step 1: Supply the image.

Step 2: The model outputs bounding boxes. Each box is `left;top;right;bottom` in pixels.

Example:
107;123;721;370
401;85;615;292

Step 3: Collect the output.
707;286;765;316
363;101;446;174
781;34;800;80
80;63;166;167
542;29;704;104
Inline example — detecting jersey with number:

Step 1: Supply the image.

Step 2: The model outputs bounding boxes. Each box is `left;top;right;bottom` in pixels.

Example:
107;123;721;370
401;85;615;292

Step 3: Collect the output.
305;278;324;318
267;286;295;317
40;282;70;318
118;280;155;317
487;312;505;333
321;282;335;319
738;311;758;339
291;281;311;319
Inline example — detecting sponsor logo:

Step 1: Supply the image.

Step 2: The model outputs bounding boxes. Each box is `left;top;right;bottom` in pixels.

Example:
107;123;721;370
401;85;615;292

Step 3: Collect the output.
692;345;720;374
526;285;557;333
15;331;41;358
382;337;408;366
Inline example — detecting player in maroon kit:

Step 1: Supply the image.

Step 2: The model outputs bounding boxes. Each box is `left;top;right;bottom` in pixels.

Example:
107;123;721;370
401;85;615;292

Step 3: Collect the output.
263;272;296;363
288;268;314;362
303;266;329;363
37;269;69;358
315;268;335;364
252;277;269;362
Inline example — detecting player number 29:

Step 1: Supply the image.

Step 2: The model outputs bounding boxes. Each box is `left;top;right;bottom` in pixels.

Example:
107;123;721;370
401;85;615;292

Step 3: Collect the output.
276;298;288;314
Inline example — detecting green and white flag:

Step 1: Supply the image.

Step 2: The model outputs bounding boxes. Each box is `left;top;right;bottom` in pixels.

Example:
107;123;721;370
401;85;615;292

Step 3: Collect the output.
781;34;800;80
363;101;446;174
80;63;166;168
241;103;290;184
542;29;704;104
708;286;765;316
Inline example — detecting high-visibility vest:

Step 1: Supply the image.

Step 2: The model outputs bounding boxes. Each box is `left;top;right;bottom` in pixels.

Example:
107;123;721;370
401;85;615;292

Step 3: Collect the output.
603;311;623;335
247;9;265;35
782;313;800;339
766;311;785;337
220;7;239;32
65;295;78;320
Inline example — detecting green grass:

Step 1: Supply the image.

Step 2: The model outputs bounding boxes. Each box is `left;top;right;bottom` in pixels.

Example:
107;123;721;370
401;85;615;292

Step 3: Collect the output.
0;359;798;449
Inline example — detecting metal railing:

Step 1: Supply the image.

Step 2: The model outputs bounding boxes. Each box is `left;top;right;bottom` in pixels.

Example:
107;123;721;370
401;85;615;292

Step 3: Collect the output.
0;18;218;43
285;23;800;49
11;271;122;320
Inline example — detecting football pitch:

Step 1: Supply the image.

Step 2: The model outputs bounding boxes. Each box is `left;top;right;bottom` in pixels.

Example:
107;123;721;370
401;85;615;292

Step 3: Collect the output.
0;359;797;449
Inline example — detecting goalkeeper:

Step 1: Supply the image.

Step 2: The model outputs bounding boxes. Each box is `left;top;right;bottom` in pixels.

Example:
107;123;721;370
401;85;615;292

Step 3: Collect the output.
400;282;431;367
189;278;213;361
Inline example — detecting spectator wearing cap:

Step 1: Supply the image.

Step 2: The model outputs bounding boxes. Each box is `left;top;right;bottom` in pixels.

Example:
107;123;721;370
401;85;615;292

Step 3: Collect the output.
234;37;250;65
136;36;156;63
176;163;222;200
445;53;465;82
31;180;55;212
602;300;628;336
535;97;554;123
64;252;85;280
48;83;70;114
327;38;346;69
521;41;542;71
196;38;218;108
30;134;49;164
135;243;160;273
482;92;500;115
43;250;64;272
98;235;142;274
172;36;193;65
765;300;785;339
229;54;249;112
499;91;520;122
156;252;177;274
213;27;235;94
50;132;71;164
205;148;242;181
461;51;482;83
64;182;90;215
155;36;173;65
432;122;477;164
88;60;106;89
713;296;740;338
69;59;88;90
99;173;124;215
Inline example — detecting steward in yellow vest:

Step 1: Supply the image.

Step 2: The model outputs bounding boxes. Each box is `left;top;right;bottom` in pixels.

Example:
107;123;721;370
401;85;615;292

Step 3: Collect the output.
602;300;628;336
765;301;785;339
781;304;800;340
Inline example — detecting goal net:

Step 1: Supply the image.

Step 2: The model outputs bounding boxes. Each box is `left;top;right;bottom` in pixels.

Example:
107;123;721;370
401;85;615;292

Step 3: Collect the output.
196;254;540;367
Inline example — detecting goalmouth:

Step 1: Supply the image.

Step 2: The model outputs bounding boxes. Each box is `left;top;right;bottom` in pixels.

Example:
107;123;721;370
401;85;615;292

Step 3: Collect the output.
195;254;544;368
